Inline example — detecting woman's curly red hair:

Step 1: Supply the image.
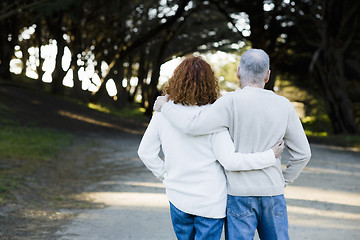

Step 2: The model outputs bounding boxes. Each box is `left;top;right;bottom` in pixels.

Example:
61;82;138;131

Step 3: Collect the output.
163;56;219;106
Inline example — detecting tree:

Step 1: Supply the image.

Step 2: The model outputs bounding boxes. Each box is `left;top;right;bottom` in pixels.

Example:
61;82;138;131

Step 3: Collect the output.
210;0;297;90
0;1;19;79
296;0;359;134
3;0;358;134
212;0;359;134
0;0;51;79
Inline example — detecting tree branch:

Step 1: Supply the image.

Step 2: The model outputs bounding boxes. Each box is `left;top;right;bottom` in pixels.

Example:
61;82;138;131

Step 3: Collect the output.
209;0;246;40
0;0;50;21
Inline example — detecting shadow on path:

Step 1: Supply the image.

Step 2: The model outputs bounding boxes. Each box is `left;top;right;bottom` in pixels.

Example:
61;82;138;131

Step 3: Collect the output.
56;137;360;240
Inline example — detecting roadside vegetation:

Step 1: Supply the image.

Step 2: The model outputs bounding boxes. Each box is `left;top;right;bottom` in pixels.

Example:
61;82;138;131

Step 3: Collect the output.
0;81;359;206
87;102;147;120
0;90;147;206
0;102;74;205
275;79;360;149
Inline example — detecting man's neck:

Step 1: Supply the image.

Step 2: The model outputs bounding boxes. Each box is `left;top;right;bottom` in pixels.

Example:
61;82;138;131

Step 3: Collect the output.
241;83;264;89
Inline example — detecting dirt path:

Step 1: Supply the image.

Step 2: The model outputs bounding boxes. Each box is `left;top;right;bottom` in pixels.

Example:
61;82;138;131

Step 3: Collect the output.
54;135;360;240
1;84;359;239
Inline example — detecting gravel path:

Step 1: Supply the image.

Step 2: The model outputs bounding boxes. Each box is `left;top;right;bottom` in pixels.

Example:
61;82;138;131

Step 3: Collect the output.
56;135;360;240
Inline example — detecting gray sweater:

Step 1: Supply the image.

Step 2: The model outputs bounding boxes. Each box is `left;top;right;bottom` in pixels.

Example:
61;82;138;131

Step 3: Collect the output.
162;86;311;196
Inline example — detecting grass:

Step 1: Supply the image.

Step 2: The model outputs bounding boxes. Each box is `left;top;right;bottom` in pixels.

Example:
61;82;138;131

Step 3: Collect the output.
307;134;360;149
0;91;146;205
0;125;73;161
302;116;360;149
0;103;74;204
275;79;360;149
300;112;360;149
0;126;74;204
87;102;147;119
64;95;148;120
301;115;332;134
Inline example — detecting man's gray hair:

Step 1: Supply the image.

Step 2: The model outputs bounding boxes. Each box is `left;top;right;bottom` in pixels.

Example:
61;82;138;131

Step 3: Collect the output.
239;49;270;86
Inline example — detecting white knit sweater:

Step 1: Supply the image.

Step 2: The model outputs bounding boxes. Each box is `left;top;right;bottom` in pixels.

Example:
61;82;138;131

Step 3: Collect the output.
138;104;277;218
161;86;311;196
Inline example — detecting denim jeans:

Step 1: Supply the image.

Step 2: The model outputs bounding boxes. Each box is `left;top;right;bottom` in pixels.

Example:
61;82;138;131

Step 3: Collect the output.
169;202;224;240
225;194;289;240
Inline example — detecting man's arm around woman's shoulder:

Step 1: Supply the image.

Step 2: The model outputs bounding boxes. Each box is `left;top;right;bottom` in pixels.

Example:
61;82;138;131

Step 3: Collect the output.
158;94;233;136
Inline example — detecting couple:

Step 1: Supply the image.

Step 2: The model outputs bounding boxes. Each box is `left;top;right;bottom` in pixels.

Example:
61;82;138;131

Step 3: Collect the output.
138;49;311;240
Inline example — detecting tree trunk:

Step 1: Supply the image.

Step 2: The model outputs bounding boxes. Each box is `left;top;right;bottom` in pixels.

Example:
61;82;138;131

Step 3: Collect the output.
114;58;127;109
35;20;45;88
144;62;162;116
0;34;12;79
46;14;66;95
265;65;276;90
125;56;134;102
313;47;357;134
90;76;110;103
139;60;150;108
51;39;66;95
246;0;278;91
21;41;29;75
143;28;178;115
310;0;358;134
125;56;133;91
0;16;17;80
70;53;86;100
247;1;266;50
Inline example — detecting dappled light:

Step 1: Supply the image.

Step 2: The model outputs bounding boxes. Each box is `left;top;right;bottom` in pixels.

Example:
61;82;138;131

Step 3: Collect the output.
301;166;360;177
76;192;168;208
1;0;360;239
285;186;360;207
54;142;360;240
74;181;168;208
57;110;145;135
288;205;360;222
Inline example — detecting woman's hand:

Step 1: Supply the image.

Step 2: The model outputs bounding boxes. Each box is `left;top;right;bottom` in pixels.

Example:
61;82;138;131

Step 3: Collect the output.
271;141;285;158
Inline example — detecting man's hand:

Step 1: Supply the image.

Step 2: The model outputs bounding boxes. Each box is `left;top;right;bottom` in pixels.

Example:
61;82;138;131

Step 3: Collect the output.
153;94;169;112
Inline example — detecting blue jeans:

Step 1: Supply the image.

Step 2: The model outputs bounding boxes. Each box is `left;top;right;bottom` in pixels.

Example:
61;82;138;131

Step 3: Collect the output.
225;195;289;240
169;202;224;240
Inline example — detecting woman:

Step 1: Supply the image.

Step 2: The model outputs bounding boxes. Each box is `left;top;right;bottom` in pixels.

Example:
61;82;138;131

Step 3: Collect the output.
138;56;284;240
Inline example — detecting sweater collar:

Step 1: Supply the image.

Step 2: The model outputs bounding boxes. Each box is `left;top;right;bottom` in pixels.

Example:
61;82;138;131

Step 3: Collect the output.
242;86;275;94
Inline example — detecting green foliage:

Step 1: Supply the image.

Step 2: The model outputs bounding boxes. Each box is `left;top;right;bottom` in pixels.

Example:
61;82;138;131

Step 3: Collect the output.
0;178;18;204
275;78;333;131
112;105;147;119
0;104;74;204
87;102;147;119
0;103;13;125
201;52;241;92
1;0;359;134
308;134;360;149
274;77;360;148
0;126;73;161
302;115;332;136
0;124;73;203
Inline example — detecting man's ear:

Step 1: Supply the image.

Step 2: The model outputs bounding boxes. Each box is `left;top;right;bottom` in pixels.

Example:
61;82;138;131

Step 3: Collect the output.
264;70;271;83
236;66;240;80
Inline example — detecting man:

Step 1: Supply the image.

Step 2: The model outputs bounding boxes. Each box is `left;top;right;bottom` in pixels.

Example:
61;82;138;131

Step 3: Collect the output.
154;49;311;239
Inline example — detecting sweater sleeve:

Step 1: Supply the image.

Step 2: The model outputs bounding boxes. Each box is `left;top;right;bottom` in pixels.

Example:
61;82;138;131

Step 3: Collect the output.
161;96;232;135
137;113;165;181
211;130;277;171
283;104;311;184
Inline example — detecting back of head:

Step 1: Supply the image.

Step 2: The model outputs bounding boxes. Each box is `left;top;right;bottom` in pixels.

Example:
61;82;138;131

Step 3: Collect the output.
239;49;270;87
164;56;219;106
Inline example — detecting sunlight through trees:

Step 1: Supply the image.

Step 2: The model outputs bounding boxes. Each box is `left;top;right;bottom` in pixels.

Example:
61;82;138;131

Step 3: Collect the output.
0;0;359;133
